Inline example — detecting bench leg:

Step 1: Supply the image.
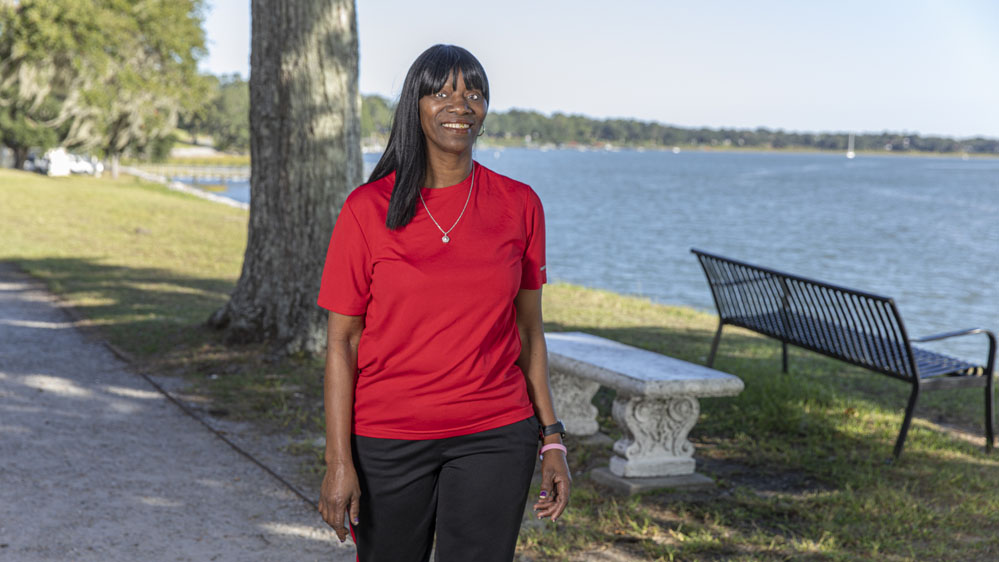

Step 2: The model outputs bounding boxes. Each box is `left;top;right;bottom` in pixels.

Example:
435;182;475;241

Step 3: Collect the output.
985;370;995;453
893;384;921;461
707;323;724;368
609;394;699;477
549;368;600;436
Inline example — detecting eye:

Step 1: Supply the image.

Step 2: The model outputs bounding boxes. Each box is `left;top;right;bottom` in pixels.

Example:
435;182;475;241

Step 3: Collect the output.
467;92;481;101
435;91;447;98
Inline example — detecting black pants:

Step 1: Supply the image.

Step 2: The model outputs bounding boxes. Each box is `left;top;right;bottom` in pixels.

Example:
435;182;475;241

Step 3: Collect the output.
350;416;538;562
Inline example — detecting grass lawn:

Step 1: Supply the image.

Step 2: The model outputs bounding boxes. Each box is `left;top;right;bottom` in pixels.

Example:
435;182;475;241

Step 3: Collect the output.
2;169;997;561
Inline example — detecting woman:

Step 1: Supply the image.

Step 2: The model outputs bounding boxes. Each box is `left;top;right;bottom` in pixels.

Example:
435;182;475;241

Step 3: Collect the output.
316;45;570;562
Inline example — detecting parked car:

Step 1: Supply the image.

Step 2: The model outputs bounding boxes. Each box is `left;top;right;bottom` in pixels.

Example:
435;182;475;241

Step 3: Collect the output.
22;153;40;173
68;153;104;176
20;149;104;177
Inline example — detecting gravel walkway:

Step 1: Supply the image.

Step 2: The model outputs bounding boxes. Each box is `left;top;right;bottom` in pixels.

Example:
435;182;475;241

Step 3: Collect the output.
0;263;354;561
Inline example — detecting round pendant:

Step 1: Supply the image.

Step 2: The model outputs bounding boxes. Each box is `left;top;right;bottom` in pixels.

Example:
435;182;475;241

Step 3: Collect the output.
441;235;450;243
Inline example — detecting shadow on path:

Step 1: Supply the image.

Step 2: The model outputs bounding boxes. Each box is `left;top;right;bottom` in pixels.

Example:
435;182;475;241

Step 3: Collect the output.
0;263;353;561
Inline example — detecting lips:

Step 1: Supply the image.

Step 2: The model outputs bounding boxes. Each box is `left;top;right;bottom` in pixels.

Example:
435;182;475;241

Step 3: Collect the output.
442;122;472;131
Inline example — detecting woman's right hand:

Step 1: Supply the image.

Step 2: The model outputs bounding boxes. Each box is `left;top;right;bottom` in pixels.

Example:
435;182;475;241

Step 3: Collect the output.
318;461;361;542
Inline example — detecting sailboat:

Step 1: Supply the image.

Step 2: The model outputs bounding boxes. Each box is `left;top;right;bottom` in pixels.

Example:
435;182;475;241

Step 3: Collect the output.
846;133;856;159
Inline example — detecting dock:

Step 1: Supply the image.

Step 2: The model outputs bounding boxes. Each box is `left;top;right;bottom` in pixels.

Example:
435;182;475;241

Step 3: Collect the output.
131;165;250;183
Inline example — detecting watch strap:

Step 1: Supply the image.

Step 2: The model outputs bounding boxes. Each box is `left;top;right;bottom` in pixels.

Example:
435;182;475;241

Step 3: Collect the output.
539;420;566;440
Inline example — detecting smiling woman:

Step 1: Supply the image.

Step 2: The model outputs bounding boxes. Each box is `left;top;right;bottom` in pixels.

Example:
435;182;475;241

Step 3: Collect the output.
417;69;487;180
314;45;571;562
369;45;491;229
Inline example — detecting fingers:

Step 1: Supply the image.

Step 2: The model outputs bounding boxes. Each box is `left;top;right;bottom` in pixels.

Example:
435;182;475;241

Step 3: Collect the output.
318;490;354;542
318;467;360;543
532;480;553;515
533;462;572;522
324;497;348;542
533;474;570;521
349;495;361;528
333;506;349;542
550;472;570;520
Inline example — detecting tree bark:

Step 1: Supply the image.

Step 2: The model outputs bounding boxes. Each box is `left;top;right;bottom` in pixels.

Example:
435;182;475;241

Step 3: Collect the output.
209;0;362;355
13;146;28;170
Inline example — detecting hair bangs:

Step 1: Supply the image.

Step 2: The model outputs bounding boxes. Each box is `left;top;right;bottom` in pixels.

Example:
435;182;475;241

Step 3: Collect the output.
414;45;490;104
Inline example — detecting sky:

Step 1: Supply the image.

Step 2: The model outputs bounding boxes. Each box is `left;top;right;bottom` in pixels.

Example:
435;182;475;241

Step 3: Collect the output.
201;0;999;139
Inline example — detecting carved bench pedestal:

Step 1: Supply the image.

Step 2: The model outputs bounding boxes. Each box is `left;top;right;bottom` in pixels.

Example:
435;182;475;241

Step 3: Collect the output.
549;368;600;436
546;332;744;494
609;394;699;477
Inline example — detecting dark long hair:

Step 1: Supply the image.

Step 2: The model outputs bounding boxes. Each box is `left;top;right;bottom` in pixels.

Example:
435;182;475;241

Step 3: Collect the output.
369;45;490;229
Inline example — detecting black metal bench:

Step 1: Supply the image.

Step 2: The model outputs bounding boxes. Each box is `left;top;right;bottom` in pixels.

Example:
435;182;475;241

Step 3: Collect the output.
691;248;996;460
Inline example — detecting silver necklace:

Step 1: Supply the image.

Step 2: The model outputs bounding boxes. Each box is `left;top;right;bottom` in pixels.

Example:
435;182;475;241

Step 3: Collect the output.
419;164;475;244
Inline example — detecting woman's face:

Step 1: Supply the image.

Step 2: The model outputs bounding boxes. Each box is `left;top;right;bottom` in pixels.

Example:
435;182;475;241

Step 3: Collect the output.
418;70;487;158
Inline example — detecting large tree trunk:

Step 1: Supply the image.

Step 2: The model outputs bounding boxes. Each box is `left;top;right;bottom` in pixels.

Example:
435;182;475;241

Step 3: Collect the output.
209;0;362;354
13;146;29;170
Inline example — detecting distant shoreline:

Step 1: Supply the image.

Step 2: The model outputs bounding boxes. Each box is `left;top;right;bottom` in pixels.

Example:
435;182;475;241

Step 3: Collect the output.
159;144;999;168
473;142;999;159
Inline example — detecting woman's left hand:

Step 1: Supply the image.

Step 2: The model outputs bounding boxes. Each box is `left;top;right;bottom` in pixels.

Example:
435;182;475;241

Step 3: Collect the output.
533;450;571;522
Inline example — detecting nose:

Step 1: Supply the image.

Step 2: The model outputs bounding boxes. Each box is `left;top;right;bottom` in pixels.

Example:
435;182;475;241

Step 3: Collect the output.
447;96;471;114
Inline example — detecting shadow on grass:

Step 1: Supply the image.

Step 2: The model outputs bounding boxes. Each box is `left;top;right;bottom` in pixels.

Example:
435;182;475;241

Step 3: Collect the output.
9;256;329;441
12;256;236;357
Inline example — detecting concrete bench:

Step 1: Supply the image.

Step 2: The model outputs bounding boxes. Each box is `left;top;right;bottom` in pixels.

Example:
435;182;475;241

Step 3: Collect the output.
546;332;744;491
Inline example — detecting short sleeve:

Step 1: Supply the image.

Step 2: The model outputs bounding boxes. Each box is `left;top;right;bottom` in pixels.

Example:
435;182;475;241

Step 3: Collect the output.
520;189;547;290
317;200;372;315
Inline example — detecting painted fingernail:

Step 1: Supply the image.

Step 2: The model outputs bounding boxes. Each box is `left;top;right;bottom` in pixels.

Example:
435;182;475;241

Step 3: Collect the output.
539;491;548;498
352;518;358;525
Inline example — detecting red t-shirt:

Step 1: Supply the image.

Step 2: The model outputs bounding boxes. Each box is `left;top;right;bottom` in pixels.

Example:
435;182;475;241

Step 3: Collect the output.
317;162;546;439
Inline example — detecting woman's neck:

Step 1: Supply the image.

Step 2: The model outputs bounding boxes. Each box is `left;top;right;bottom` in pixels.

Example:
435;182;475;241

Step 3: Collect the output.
424;151;473;189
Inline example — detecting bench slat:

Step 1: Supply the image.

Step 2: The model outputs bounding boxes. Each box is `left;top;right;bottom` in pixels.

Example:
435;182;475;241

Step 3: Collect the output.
913;347;982;378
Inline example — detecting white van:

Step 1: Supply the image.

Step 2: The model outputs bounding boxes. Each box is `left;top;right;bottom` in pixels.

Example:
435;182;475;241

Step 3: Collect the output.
44;148;72;177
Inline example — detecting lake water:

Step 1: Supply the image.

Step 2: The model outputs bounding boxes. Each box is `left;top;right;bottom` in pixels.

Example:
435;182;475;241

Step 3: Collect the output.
179;149;999;361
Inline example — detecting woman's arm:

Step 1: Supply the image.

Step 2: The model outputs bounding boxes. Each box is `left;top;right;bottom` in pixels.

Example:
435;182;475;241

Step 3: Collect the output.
515;288;571;522
318;311;364;542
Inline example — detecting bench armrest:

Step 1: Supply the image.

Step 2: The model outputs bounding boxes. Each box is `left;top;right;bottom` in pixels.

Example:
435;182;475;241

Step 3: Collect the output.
912;328;996;373
911;328;996;344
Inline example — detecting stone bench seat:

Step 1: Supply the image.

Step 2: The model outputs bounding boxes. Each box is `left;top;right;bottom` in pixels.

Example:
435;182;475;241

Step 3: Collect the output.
546;332;744;489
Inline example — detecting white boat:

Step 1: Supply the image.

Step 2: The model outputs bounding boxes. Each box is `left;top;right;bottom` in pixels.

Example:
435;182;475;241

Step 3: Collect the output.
846;133;856;159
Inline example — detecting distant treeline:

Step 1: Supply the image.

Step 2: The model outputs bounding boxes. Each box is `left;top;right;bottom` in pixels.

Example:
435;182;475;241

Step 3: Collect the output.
362;94;998;155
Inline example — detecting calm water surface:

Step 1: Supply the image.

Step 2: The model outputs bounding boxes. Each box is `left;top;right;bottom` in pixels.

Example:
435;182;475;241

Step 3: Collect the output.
184;149;999;360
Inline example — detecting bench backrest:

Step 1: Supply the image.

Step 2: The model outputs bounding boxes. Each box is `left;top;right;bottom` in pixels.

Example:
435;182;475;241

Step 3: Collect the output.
692;249;918;380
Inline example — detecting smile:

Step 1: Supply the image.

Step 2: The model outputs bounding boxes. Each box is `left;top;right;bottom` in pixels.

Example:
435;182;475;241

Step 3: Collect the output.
442;123;472;130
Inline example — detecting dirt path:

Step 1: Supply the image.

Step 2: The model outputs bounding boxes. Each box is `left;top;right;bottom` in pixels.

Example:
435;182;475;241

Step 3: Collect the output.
0;263;354;561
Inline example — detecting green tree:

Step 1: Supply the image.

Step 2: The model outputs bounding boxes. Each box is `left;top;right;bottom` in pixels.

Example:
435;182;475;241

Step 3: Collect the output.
207;75;250;152
0;90;61;167
180;73;250;152
0;0;210;174
92;0;210;176
360;94;393;139
0;0;107;167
